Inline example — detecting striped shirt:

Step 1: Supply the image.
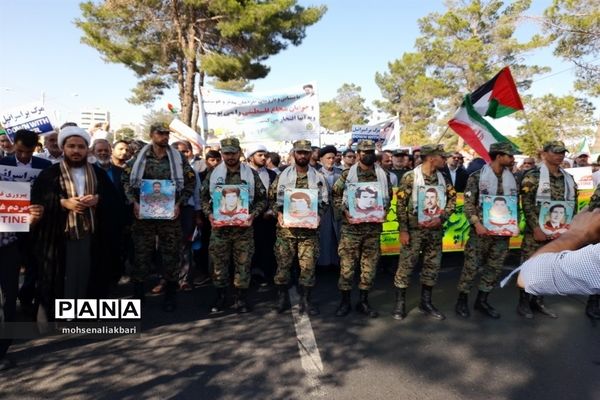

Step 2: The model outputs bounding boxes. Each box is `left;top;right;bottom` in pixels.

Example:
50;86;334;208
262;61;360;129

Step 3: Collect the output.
520;243;600;296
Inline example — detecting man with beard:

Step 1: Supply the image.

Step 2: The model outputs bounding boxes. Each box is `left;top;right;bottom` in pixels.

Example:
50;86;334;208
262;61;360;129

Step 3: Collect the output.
380;150;398;186
246;144;277;287
40;129;65;164
0;130;15;158
122;122;196;312
31;127;121;320
111;140;131;168
393;144;456;321
333;140;392;318
441;152;469;192
201;137;267;314
269;140;328;314
317;145;342;268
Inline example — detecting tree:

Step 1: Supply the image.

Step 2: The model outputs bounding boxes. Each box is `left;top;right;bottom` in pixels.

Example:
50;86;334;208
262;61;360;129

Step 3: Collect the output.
210;78;254;92
77;0;326;126
376;0;551;147
140;109;174;140
512;94;597;155
320;83;371;132
114;127;136;142
543;0;600;96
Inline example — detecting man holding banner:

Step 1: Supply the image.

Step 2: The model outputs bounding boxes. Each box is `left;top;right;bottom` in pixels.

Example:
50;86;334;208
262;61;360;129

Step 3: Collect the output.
517;141;577;319
393;144;456;321
455;142;519;319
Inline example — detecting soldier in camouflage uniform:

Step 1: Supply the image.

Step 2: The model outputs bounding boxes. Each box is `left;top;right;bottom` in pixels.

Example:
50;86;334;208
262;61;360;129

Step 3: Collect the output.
201;137;267;313
269;140;328;315
393;144;456;321
580;181;600;319
333;139;392;318
518;140;578;319
122;122;196;312
455;142;519;319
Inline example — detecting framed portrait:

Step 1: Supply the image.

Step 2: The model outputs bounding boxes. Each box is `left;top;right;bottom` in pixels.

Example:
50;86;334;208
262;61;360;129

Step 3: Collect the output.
417;185;446;226
139;179;175;219
283;188;318;229
482;195;519;236
538;200;573;236
212;184;250;227
347;182;385;224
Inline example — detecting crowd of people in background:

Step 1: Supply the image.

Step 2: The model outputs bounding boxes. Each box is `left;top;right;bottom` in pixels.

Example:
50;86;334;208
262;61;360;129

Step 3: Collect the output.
1;122;600;372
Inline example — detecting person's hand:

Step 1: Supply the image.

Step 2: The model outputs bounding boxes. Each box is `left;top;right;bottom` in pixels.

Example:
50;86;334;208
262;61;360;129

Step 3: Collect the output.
563;209;600;245
533;227;547;242
400;231;410;246
61;197;86;214
172;204;180;220
28;204;44;225
474;222;488;236
277;212;284;227
242;214;254;227
133;202;141;219
79;194;99;207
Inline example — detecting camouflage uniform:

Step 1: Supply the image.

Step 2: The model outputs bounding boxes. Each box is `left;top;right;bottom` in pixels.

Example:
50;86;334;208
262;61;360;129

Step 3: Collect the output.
457;167;517;293
122;140;196;284
200;141;267;290
394;166;457;289
270;167;327;287
333;158;392;291
586;186;600;319
589;186;600;211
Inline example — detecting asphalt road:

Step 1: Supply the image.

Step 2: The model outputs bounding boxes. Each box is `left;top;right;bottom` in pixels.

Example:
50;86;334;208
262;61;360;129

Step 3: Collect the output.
2;253;599;400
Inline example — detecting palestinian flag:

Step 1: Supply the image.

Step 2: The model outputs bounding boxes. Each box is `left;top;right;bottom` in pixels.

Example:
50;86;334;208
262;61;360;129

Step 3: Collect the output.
448;67;522;161
471;67;524;118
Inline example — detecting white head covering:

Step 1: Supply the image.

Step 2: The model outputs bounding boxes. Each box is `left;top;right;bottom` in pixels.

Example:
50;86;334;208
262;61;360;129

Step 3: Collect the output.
245;144;268;160
58;127;91;149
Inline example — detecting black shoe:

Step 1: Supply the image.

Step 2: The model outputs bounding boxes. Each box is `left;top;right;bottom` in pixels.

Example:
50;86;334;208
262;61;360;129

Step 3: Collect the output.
275;285;291;314
299;286;319;316
132;282;146;305
517;289;534;319
0;357;16;371
355;289;378;318
234;289;250;314
162;281;177;312
585;295;600;320
211;287;227;313
473;290;500;319
392;288;407;320
418;285;445;320
530;296;557;319
455;292;470;318
335;290;351;317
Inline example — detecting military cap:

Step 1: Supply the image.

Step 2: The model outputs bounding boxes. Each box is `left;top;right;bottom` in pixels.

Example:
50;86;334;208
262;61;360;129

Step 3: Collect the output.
392;149;408;156
149;121;170;133
420;144;451;157
292;139;312;152
489;142;519;155
543;140;567;153
356;139;376;151
220;137;241;153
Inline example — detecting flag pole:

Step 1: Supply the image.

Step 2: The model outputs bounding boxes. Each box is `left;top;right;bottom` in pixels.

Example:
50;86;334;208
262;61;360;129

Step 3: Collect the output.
520;108;541;151
436;125;450;144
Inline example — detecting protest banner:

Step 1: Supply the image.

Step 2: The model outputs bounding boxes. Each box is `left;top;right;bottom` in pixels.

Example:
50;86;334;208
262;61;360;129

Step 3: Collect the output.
566;166;593;190
0;166;42;183
169;118;206;154
1;102;54;141
351;118;399;148
200;83;319;145
0;181;31;232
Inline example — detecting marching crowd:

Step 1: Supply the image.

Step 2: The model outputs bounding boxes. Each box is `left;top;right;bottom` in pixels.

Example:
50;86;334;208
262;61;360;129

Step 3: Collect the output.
1;122;600;371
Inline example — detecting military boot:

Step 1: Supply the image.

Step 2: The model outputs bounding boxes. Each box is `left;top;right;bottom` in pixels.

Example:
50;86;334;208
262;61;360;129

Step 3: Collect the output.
210;287;227;313
335;290;351;317
162;281;177;312
275;285;290;314
299;286;320;316
392;288;407;320
419;284;445;320
455;292;470;318
530;295;557;319
585;295;600;320
133;282;146;305
517;289;533;319
356;289;378;318
234;288;250;314
473;290;500;319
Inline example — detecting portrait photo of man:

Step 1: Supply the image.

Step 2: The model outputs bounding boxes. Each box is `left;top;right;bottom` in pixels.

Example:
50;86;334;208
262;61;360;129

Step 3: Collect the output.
541;203;570;235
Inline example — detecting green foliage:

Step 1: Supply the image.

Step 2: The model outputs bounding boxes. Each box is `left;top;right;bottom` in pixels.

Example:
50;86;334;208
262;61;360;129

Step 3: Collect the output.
140;109;174;140
209;78;254;92
513;94;597;155
544;0;600;96
76;0;326;124
114;127;136;142
320;83;371;132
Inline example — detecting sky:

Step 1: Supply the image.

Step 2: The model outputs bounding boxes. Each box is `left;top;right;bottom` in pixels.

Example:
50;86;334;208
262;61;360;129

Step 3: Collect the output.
0;0;592;133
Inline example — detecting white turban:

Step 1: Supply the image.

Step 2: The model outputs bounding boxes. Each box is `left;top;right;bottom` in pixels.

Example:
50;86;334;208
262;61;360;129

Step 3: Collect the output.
58;127;91;149
245;144;268;159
